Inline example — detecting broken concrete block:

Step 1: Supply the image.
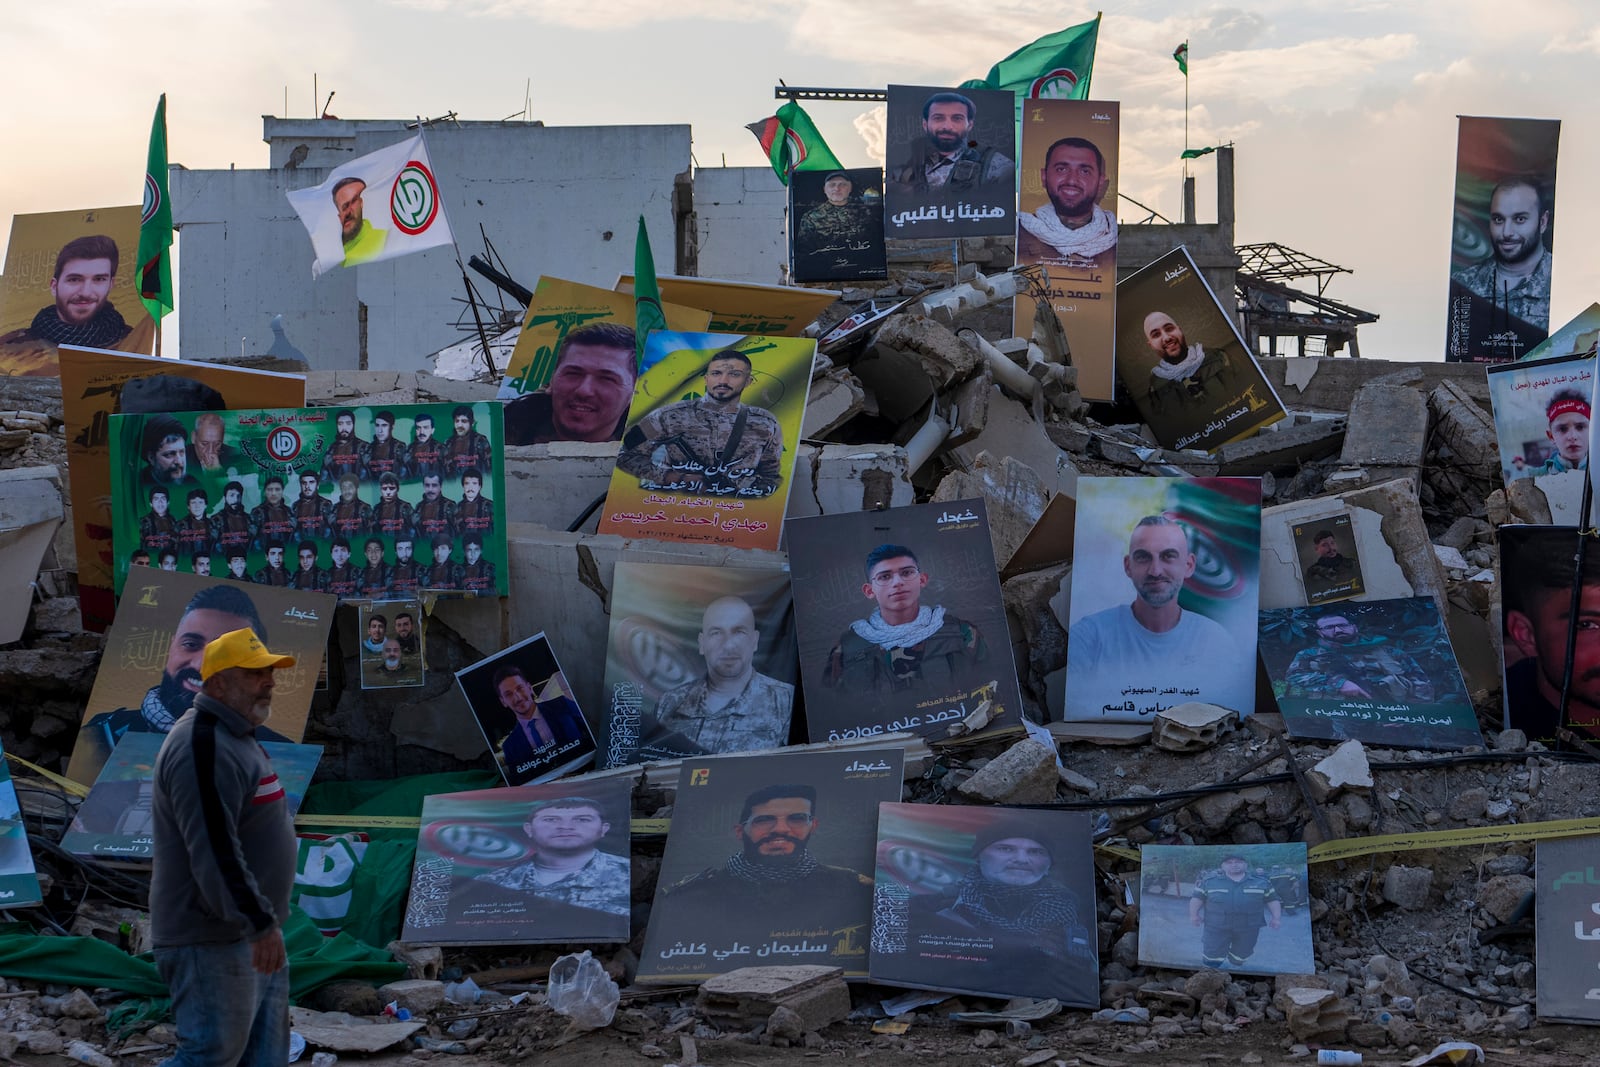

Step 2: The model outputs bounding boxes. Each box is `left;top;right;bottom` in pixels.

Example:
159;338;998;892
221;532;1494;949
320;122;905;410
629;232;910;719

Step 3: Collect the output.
377;978;446;1015
1305;740;1373;802
1339;384;1428;489
1381;865;1433;910
766;1005;805;1040
697;966;850;1032
1002;562;1070;700
873;315;983;388
1477;874;1534;924
1189;789;1248;833
802;370;866;439
1216;417;1346;476
1428;379;1498;478
1275;987;1350;1043
1057;765;1098;794
932;452;1049;569
957;739;1059;804
943;365;994;449
1151;703;1238;752
1433;544;1470;572
388;941;444;981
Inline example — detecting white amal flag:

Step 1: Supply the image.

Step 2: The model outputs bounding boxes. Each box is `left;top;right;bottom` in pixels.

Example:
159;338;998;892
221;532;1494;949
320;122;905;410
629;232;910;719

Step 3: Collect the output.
286;133;453;278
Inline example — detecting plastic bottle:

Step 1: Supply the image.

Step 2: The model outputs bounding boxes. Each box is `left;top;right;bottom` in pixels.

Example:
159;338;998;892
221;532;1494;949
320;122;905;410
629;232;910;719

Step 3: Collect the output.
1315;1052;1362;1066
65;1042;115;1067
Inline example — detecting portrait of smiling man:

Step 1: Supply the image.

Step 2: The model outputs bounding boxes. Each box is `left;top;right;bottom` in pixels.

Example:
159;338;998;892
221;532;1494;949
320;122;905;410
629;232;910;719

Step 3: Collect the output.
1017;136;1117;264
504;322;638;445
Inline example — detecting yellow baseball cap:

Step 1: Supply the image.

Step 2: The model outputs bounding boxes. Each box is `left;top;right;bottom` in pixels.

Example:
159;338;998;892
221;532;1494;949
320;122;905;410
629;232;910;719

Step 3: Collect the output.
200;628;297;681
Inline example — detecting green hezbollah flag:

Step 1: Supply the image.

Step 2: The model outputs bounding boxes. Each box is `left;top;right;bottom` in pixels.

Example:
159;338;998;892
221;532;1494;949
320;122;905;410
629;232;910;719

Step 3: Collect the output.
746;100;843;186
634;215;665;364
137;94;174;323
961;14;1101;100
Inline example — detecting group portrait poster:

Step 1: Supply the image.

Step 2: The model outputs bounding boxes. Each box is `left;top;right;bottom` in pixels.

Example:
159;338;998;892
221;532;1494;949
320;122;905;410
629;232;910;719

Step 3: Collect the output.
108;402;508;602
57;346;306;632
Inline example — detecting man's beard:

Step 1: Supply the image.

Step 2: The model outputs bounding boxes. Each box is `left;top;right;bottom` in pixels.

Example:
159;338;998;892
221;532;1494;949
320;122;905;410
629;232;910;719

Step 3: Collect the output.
155;669;200;721
743;835;806;866
1136;581;1180;607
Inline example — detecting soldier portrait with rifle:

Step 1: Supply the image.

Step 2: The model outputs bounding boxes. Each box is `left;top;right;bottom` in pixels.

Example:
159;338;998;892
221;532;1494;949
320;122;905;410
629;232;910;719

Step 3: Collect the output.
614;349;783;498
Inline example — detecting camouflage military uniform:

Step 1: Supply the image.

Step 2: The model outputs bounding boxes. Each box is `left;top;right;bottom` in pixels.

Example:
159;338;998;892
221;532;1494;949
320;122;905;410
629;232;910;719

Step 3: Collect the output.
139;512;179;553
321;435;367;482
175;516;212;557
389;559;423;596
323;563;361;598
329;499;373;539
461;560;496;593
454;496;495;540
361;439;409;482
250;501;296;551
616;398;784;497
414;497;456;542
444;431;493;477
796;202;878;253
358;564;391;599
1285;640;1435;702
371;498;416;540
424;562;461;590
473;849;629;916
290;566;325;592
253;565;291;587
1451;249;1552;329
406;439;447;482
210;505;253;557
651;672;794;754
293;496;332;542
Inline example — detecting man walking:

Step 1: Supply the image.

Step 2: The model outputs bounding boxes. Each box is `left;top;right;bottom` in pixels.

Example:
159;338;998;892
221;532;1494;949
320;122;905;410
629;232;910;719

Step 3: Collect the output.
151;627;299;1066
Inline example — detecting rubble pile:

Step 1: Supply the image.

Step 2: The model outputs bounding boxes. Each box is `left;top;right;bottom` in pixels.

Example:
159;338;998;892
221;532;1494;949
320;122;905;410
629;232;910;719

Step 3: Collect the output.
4;265;1600;1063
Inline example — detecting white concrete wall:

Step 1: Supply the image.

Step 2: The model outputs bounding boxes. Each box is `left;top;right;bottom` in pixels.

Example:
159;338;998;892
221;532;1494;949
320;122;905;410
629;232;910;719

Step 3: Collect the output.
691;166;788;286
173;120;691;372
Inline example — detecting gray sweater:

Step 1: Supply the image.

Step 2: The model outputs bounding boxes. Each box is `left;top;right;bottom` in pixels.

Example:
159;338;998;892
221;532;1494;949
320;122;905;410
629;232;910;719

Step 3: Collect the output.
150;693;296;948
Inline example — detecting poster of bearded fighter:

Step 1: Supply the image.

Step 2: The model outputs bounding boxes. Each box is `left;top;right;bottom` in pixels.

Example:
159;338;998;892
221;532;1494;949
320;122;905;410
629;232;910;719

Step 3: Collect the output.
1445;116;1560;363
870;804;1099;1006
1010;100;1120;401
0;208;155;375
638;748;902;983
1114;246;1286;453
64;569;333;786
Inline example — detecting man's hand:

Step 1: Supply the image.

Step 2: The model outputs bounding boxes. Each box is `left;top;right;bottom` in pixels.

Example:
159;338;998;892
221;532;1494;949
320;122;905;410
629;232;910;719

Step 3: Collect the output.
250;929;287;974
1337;679;1372;699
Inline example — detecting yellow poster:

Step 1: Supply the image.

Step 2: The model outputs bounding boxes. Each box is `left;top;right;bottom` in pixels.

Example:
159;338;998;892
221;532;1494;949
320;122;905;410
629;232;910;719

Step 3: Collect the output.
596;331;814;550
0;206;153;376
497;276;709;399
616;274;839;337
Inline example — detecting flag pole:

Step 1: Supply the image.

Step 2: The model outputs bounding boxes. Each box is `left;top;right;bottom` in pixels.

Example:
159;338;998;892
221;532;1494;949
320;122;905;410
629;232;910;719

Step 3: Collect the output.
1183;39;1190;179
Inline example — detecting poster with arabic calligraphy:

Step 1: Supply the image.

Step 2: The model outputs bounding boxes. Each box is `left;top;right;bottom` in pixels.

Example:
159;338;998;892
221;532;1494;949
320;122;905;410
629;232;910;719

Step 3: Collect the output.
1258;597;1480;750
62;732;321;863
1114;246;1286;453
883;84;1016;241
637;747;902;983
401;777;632;945
869;803;1098;1006
1064;477;1260;723
455;631;597;787
1012;98;1118;400
65;568;334;786
1444;116;1560;363
599;562;797;769
1535;834;1600;1023
786;499;1021;747
596;331;812;550
789;168;888;284
1486;351;1596;526
107;402;508;603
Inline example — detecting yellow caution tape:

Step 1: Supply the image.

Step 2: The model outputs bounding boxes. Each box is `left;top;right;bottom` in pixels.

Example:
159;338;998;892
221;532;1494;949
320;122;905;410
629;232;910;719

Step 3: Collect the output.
1304;815;1600;864
1096;843;1141;863
5;752;89;798
292;813;671;835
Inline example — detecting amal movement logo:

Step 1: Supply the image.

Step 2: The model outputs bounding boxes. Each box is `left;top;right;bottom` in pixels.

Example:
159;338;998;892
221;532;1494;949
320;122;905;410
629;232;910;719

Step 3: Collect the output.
1029;68;1081;99
390;160;440;235
141;173;161;225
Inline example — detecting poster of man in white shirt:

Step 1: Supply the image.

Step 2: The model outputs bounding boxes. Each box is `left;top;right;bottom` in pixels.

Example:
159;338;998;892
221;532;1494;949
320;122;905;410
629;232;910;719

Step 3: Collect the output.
1064;477;1261;722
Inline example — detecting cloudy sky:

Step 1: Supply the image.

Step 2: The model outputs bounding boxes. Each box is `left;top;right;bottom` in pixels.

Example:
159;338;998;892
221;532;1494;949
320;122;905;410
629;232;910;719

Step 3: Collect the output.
4;1;1594;362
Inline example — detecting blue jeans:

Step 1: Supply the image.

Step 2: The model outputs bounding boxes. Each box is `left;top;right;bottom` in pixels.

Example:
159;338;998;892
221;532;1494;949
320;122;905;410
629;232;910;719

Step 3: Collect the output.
155;939;288;1067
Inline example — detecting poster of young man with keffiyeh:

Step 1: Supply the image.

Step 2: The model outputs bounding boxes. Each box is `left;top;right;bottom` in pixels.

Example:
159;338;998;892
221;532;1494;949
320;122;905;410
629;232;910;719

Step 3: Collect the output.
1012;99;1119;401
870;804;1099;1006
0;208;155;376
787;499;1022;748
1113;246;1285;453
